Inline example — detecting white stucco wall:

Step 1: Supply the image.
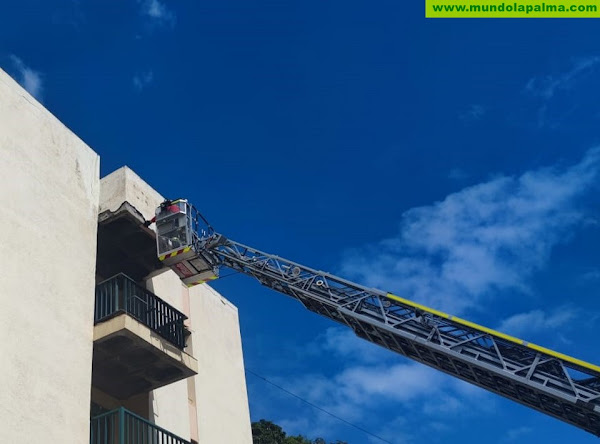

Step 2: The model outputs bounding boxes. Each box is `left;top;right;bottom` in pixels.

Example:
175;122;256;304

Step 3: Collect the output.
146;272;193;440
151;379;193;440
99;166;163;221
145;271;254;444
190;284;253;444
0;69;100;443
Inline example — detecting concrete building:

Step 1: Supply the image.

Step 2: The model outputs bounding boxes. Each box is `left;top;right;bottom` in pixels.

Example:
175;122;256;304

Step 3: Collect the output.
0;68;252;443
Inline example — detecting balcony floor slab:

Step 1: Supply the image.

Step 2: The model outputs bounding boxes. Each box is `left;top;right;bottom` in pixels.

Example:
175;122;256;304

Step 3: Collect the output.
92;314;198;400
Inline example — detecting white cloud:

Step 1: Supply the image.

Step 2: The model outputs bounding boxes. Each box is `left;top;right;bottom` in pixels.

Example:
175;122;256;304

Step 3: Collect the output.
336;363;444;405
269;360;491;443
255;326;496;443
366;417;412;444
317;327;393;364
273;363;447;429
504;426;533;442
138;0;176;27
524;57;600;128
51;1;85;28
526;56;600;100
255;149;600;442
448;168;468;181
421;394;462;415
9;55;43;100
459;104;485;122
271;328;494;427
340;147;600;314
497;307;577;337
133;71;154;92
581;269;600;282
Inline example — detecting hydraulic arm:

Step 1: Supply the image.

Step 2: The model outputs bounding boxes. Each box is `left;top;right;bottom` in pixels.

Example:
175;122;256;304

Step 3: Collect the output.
152;199;600;436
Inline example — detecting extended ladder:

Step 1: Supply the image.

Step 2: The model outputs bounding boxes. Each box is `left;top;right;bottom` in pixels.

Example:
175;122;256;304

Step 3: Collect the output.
153;199;600;436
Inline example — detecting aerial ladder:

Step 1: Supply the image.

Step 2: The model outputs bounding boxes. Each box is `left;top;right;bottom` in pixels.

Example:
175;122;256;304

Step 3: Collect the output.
150;198;600;437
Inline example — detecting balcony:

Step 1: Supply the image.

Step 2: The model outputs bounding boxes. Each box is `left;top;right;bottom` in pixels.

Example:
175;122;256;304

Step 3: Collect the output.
90;407;190;444
92;274;197;400
95;273;188;349
97;201;164;282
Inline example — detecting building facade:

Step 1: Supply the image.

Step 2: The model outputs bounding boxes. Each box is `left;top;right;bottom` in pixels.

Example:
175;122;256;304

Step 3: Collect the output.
0;68;252;444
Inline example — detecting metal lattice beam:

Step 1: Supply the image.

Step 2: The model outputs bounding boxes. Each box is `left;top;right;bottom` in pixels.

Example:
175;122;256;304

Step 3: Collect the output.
190;233;600;436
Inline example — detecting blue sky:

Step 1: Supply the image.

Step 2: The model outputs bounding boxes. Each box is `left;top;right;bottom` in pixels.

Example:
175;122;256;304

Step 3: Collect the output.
3;1;600;443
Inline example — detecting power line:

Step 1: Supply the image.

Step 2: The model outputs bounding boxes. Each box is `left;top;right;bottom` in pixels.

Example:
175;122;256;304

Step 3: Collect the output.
245;368;394;444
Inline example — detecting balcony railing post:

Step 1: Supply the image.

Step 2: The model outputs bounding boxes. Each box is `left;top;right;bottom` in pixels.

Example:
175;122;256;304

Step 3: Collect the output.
114;274;120;312
121;274;125;313
118;407;125;444
122;275;127;315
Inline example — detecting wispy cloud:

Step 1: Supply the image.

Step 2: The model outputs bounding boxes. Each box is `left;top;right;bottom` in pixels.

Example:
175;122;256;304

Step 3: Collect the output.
138;0;176;27
265;327;492;443
366;417;412;444
9;55;43;100
315;327;393;364
497;307;577;337
526;57;600;100
51;0;85;28
277;363;445;426
254;149;600;442
447;168;468;181
523;57;600;128
276;363;443;439
133;71;154;92
580;269;600;282
504;426;533;442
340;147;600;314
459;104;485;123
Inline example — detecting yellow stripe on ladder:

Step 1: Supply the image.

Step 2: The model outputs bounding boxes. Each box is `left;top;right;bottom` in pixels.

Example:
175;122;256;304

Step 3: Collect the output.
386;292;600;374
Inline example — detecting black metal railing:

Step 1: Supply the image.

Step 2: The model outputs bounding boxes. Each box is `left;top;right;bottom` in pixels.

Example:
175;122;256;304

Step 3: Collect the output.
95;274;188;349
90;407;191;444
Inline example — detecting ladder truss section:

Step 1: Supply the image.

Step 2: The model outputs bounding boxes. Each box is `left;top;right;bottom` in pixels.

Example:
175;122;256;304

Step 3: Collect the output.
201;234;600;436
